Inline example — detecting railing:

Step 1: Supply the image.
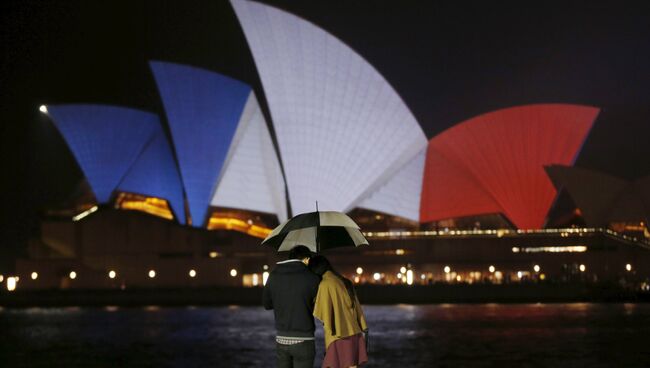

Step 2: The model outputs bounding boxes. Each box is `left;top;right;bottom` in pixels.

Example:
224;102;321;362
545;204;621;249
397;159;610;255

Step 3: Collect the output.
363;227;650;248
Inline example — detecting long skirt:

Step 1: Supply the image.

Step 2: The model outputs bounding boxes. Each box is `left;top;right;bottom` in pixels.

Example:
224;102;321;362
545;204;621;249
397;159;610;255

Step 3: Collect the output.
322;333;368;368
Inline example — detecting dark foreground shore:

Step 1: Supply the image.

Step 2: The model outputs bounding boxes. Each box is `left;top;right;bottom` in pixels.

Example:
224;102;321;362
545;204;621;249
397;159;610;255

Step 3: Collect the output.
1;284;648;307
3;304;650;367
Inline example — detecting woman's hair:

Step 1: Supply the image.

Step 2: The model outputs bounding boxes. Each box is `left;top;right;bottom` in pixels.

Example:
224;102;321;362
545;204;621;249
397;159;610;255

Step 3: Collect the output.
309;255;356;306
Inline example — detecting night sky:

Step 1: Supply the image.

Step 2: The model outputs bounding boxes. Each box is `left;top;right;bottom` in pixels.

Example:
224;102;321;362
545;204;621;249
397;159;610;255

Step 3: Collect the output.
1;0;649;264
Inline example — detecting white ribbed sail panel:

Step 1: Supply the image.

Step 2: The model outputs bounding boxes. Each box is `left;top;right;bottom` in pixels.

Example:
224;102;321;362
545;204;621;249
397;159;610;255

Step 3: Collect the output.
231;0;427;216
358;148;426;221
210;92;288;221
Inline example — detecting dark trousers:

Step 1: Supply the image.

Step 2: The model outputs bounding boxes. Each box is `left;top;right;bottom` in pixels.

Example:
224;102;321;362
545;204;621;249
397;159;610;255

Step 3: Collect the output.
276;340;316;368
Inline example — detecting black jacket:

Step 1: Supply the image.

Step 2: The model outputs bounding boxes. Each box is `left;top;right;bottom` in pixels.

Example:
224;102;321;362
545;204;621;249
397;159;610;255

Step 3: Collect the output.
263;259;321;338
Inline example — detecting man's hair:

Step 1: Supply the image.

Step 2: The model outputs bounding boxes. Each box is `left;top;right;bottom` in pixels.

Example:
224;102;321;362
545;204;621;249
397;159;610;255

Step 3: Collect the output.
289;245;312;260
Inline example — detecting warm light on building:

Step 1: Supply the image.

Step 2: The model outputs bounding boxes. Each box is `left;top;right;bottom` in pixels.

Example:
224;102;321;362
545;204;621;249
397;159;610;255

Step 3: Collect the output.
263;271;269;285
189;269;197;278
517;271;523;279
456;275;462;282
540;273;546;280
69;271;77;280
207;215;272;239
108;270;117;279
72;205;98;222
7;277;17;291
230;269;238;277
364;228;620;240
512;246;587;253
0;275;3;283
356;267;363;275
252;273;259;286
148;270;156;278
209;251;219;258
115;193;174;220
373;272;381;281
395;249;405;255
488;265;495;273
626;264;632;272
354;276;360;283
444;266;451;274
400;266;407;274
406;269;414;285
396;273;402;279
579;264;586;272
533;265;541;273
420;274;426;280
31;272;38;280
39;104;48;113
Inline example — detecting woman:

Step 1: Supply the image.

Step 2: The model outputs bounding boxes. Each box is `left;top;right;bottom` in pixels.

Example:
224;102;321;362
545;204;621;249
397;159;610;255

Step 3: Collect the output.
309;255;368;368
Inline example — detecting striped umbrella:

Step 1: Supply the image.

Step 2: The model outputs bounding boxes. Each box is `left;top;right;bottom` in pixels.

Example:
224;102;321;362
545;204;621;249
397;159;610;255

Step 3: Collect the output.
262;211;369;253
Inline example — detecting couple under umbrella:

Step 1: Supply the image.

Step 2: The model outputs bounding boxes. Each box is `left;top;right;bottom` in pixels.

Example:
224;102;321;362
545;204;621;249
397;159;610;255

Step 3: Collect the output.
262;211;370;368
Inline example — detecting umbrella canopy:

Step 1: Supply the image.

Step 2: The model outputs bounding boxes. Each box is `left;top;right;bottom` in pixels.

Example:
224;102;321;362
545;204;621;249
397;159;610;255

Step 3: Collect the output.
262;211;369;253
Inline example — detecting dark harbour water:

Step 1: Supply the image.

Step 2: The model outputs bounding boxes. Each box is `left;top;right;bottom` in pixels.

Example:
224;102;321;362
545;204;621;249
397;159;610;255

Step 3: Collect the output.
1;304;649;368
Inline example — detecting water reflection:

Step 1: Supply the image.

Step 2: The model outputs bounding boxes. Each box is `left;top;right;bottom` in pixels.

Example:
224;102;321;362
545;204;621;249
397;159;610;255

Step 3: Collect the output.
623;303;636;315
0;304;649;367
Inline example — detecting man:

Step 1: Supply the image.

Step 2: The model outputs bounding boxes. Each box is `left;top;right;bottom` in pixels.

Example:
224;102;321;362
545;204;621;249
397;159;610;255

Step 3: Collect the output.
263;245;321;368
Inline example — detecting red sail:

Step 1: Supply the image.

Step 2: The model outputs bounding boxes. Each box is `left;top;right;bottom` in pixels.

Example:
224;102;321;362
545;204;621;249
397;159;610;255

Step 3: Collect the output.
420;104;599;229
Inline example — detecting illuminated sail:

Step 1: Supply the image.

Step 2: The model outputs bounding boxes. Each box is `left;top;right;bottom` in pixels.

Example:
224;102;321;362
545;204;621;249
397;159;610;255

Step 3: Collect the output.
232;0;427;215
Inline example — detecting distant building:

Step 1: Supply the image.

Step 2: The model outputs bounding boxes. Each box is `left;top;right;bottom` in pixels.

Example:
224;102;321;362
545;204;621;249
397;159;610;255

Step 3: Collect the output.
8;0;649;292
13;209;650;291
546;165;650;233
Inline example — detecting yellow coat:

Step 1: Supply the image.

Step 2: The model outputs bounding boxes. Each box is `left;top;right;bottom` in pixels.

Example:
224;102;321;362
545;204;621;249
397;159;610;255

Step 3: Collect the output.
313;271;368;349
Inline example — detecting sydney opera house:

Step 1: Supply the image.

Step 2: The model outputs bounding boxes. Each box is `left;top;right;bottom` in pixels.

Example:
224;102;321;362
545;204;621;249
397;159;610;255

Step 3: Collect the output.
8;0;649;292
